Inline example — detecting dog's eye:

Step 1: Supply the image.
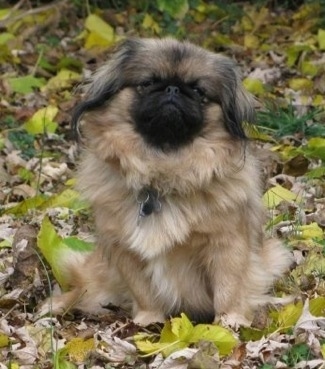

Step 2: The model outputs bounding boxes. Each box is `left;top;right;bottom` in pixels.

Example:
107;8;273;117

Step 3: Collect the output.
191;85;205;97
139;78;160;88
140;80;154;87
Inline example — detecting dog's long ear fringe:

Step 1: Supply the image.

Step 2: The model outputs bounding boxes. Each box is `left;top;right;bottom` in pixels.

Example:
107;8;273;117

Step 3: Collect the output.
221;84;256;140
71;88;117;141
217;60;256;140
71;39;141;141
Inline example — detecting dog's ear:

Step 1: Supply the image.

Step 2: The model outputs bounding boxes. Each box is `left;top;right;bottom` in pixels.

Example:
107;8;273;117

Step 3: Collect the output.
217;59;256;139
71;39;141;140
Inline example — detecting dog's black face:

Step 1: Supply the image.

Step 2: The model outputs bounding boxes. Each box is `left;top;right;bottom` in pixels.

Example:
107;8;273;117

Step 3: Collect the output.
132;76;205;150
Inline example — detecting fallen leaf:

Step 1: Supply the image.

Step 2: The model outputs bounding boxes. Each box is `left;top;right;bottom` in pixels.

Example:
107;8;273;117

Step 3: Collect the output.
263;184;302;209
243;78;265;95
318;29;325;50
24;105;58;134
7;75;46;94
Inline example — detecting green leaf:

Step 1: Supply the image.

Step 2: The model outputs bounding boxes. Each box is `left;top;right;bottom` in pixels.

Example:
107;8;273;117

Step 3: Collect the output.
62;237;94;252
37;217;91;290
4;195;47;216
38;216;67;289
135;313;237;358
8;75;46;94
239;326;265;342
157;0;189;20
190;324;237;355
24;105;58;134
305;166;325;179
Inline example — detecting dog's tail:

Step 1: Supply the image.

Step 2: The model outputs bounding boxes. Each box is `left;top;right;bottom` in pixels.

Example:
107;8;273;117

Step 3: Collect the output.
262;238;293;280
247;238;293;309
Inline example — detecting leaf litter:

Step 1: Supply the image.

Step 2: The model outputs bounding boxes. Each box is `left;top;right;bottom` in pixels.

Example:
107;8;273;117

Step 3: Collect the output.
0;1;325;368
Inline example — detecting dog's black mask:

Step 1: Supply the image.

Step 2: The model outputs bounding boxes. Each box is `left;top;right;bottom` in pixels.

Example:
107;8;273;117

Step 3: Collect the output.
132;77;205;150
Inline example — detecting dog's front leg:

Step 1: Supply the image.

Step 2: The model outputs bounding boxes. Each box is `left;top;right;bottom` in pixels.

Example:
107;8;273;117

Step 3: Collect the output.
208;237;252;327
115;249;165;325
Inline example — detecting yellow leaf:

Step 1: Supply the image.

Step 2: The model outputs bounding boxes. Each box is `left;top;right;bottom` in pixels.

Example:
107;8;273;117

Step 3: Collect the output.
0;333;9;348
211;34;233;47
313;95;324;106
135;313;237;358
309;297;325;317
85;32;115;49
142;13;161;33
135;338;174;356
318;29;325;50
171;313;194;340
286;45;311;67
0;9;11;20
84;14;114;46
321;344;325;359
24;105;58;134
244;34;259;49
190;324;237;356
243;78;265;96
241;15;253;32
263;185;302;209
271;302;303;329
288;78;313;91
40;189;81;210
297;223;324;240
42;69;81;92
62;338;95;363
300;61;318;77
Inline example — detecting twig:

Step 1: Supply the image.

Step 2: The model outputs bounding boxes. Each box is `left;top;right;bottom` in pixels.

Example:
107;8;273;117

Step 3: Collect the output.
0;0;69;28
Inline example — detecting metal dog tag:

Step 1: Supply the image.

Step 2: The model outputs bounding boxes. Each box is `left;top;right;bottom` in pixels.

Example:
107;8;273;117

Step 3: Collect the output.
137;188;161;224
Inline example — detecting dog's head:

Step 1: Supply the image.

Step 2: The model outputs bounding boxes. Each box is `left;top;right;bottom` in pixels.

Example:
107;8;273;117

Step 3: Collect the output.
72;38;255;151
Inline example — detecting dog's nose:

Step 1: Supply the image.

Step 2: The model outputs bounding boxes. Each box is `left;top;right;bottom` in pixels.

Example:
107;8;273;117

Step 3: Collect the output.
165;85;180;95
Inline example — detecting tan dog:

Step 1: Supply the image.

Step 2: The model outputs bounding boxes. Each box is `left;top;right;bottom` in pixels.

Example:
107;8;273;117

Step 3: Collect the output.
45;38;292;326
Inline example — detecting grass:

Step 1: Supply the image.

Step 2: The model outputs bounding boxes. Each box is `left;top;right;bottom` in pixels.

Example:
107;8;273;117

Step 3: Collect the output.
257;105;325;138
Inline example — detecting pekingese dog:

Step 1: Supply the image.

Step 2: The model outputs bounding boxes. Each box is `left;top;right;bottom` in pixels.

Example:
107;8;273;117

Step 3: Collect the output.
46;38;292;326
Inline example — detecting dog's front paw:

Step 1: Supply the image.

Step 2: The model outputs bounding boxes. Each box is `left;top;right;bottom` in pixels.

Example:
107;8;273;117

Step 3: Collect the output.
35;297;69;320
215;312;251;329
133;310;165;326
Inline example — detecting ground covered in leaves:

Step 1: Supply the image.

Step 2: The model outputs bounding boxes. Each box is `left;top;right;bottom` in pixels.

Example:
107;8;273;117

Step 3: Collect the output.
0;1;325;368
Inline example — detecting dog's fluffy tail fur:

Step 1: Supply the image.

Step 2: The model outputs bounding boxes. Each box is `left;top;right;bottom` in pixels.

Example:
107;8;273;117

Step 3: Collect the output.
246;239;293;309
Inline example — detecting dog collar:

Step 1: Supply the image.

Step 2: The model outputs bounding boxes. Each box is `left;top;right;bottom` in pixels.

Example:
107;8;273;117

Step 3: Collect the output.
137;187;162;221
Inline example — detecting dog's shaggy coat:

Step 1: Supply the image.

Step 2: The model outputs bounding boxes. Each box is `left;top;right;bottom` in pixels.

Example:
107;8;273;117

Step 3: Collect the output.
46;38;292;326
